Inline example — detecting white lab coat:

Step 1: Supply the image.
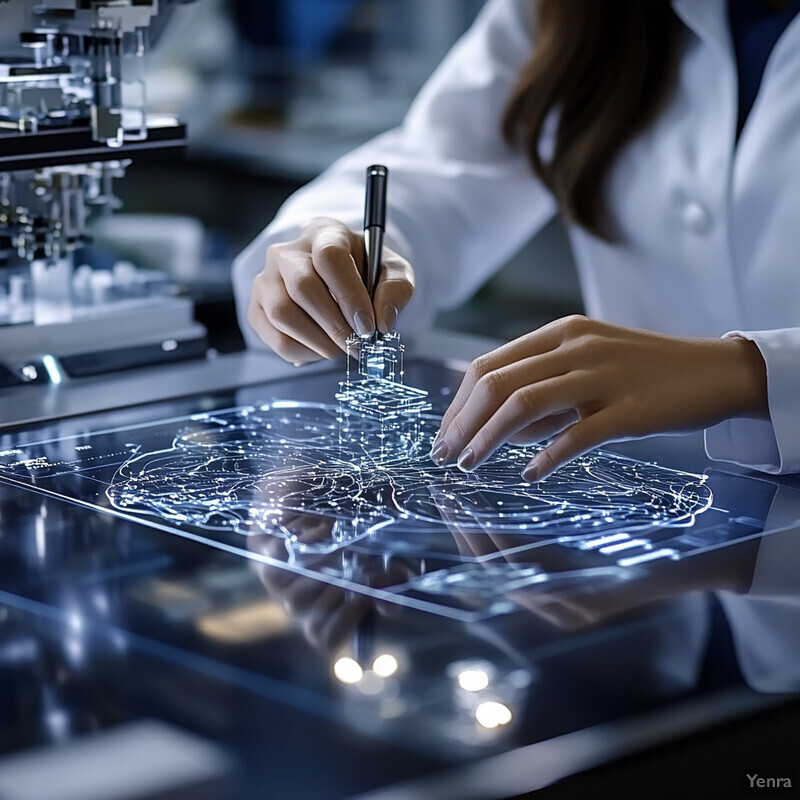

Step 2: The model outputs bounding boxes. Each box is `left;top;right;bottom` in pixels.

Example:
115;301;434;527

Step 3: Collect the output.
233;0;800;476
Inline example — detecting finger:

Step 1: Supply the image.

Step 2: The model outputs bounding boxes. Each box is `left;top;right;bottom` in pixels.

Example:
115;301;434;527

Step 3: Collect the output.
434;357;501;454
286;515;336;545
258;535;292;565
432;330;566;459
443;354;568;459
247;292;320;364
298;584;346;649
448;525;478;559
248;533;298;595
432;492;507;560
281;575;329;616
247;530;289;559
443;350;584;467
279;254;356;353
429;490;482;556
457;374;586;471
512;594;596;631
249;539;300;595
311;228;375;336
522;409;616;482
372;251;414;334
460;528;509;560
257;562;300;595
507;410;580;444
446;520;498;560
310;592;372;653
263;277;345;360
432;372;503;465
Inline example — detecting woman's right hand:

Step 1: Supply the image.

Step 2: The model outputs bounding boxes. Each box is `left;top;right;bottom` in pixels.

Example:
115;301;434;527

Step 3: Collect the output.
247;217;415;364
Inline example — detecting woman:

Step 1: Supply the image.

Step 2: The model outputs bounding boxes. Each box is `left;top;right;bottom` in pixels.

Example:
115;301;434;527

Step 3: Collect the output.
233;0;800;482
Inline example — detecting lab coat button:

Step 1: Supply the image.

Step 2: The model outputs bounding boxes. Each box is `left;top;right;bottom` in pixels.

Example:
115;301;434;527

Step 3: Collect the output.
682;202;712;234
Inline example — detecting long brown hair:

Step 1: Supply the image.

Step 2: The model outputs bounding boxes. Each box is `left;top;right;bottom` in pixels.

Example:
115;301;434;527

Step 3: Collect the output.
503;1;685;241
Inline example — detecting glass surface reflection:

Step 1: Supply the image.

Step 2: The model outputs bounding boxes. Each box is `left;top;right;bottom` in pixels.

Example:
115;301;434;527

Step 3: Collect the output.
0;384;749;621
0;362;798;798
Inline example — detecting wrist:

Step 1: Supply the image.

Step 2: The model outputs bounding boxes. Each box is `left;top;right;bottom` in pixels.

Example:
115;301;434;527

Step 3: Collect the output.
720;336;769;420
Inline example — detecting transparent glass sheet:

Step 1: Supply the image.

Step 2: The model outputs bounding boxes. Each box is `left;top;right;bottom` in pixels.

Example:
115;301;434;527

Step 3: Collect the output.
0;359;784;621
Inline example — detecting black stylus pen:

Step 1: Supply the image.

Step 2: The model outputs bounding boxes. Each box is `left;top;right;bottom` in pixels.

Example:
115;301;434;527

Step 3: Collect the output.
363;164;388;316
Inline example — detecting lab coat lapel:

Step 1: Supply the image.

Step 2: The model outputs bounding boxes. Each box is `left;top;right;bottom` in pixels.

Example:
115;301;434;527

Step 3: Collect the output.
727;6;800;329
671;0;734;62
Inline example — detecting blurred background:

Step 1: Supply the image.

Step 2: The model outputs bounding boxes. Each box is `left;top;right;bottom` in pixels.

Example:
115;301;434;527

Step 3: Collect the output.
108;0;583;352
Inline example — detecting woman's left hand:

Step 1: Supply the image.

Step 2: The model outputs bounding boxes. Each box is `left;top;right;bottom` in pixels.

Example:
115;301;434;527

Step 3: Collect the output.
431;315;768;482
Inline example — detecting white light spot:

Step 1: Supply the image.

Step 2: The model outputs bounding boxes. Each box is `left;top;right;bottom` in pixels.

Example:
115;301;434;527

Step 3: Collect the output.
333;657;363;684
475;701;512;729
458;669;490;692
372;653;399;677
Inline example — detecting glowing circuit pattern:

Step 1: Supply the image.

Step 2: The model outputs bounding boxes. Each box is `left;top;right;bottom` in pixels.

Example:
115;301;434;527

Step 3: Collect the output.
0;340;778;622
335;331;432;463
104;399;714;555
106;334;713;554
0;333;718;617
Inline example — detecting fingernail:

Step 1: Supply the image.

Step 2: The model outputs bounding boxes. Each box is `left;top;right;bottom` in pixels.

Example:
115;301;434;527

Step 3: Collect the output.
430;441;449;464
380;304;398;333
353;310;374;337
457;448;475;472
522;459;541;482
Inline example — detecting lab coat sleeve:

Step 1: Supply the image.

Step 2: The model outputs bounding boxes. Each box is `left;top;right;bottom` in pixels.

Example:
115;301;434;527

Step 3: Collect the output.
232;0;557;350
705;329;800;474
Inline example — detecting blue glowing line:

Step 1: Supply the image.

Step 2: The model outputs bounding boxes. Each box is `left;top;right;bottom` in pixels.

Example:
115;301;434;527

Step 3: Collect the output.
41;354;63;385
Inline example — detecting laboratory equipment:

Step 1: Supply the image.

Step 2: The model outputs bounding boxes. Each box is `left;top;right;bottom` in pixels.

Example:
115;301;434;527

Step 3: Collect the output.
0;0;207;385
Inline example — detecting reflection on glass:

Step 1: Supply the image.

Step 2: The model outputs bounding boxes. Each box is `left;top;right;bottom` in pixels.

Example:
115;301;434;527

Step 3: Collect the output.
372;653;399;677
475;701;513;729
0;363;789;623
457;668;490;693
334;656;363;685
101;401;712;554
